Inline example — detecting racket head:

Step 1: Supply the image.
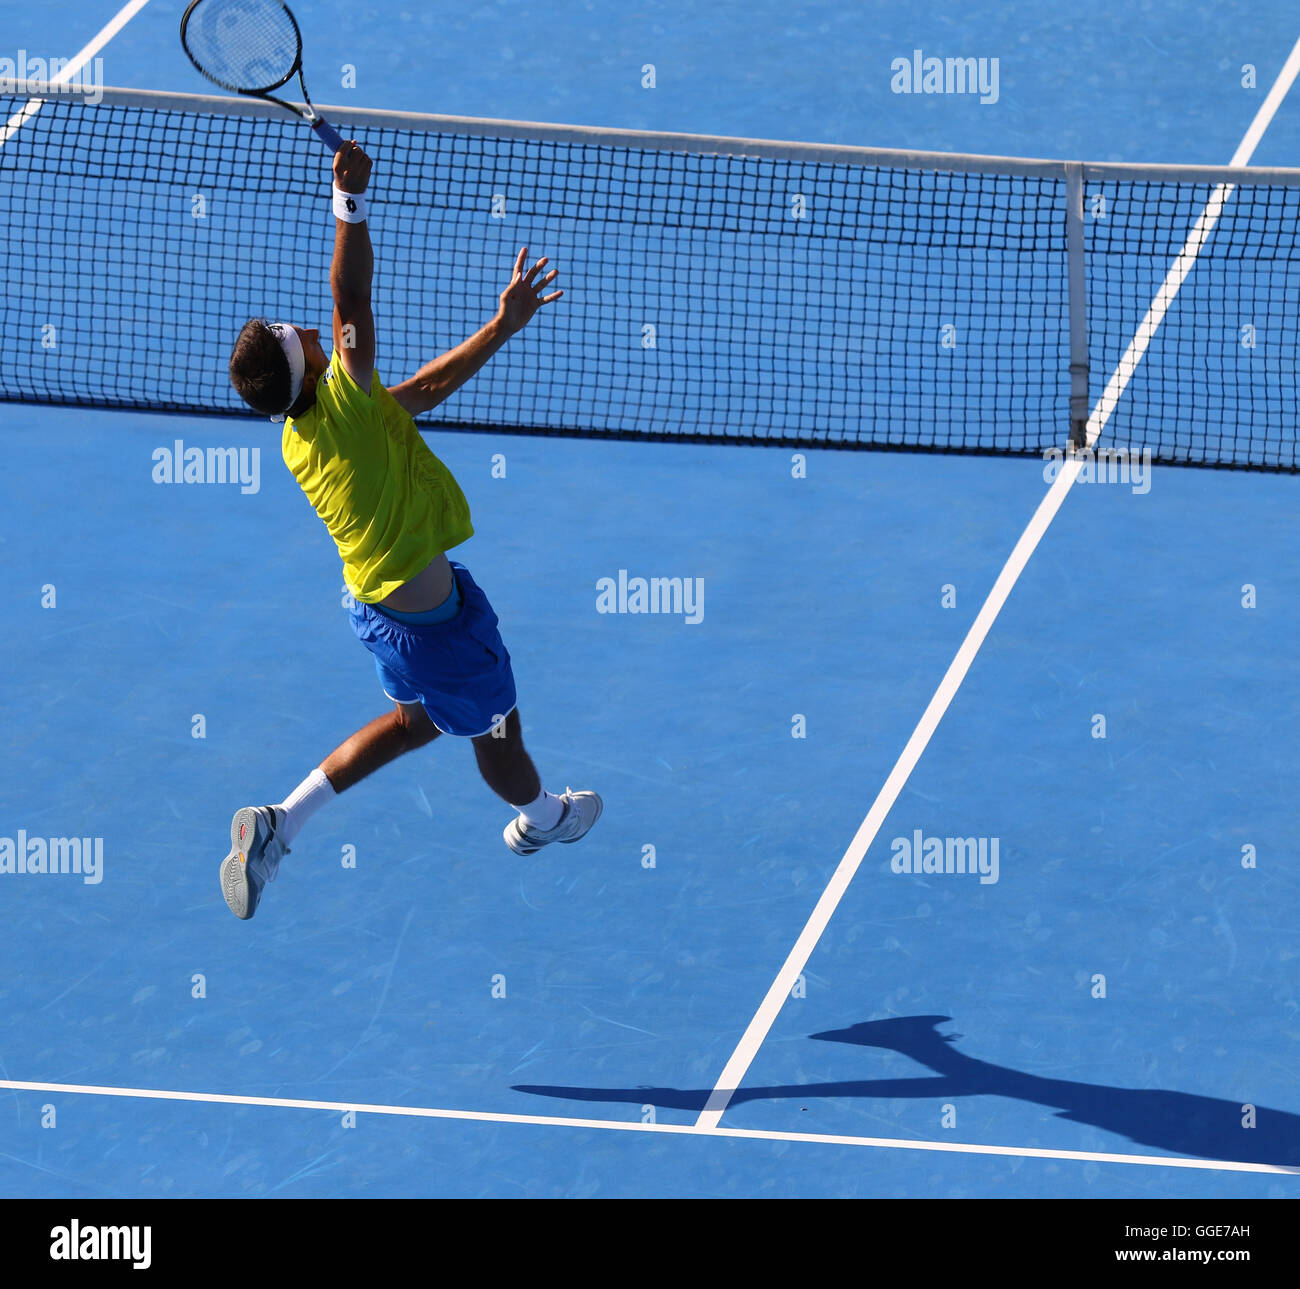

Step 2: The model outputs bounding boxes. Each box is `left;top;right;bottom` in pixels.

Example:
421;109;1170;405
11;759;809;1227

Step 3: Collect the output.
180;0;304;96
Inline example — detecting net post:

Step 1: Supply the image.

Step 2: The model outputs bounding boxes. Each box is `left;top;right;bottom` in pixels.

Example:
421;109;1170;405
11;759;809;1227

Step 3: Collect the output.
1065;161;1089;451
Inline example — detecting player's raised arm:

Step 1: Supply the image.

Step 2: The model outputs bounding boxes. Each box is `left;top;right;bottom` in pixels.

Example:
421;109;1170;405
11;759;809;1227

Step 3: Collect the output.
387;246;562;418
331;140;375;391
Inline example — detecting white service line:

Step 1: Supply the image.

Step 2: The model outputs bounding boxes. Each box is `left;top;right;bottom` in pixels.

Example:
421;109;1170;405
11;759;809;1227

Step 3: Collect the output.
0;1079;1295;1175
693;32;1300;1132
0;0;152;147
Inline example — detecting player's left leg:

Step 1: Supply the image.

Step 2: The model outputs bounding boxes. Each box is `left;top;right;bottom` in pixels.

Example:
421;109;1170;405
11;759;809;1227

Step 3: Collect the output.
322;700;440;791
220;702;439;920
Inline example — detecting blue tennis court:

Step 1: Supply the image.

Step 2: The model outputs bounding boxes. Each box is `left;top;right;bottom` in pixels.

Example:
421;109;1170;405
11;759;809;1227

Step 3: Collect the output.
1;0;1297;1200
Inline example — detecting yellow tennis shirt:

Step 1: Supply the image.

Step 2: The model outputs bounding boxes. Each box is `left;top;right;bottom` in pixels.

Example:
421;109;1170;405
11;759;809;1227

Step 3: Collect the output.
282;350;473;603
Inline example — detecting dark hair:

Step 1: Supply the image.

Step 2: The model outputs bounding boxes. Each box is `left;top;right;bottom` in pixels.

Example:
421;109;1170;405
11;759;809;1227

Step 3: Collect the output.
229;319;291;415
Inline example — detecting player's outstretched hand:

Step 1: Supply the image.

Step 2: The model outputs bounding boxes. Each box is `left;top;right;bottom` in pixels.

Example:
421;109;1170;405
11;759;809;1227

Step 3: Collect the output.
499;246;563;334
333;140;371;194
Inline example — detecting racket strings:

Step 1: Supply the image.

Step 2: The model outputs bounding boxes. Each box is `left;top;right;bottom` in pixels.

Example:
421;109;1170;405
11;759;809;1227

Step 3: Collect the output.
184;0;301;92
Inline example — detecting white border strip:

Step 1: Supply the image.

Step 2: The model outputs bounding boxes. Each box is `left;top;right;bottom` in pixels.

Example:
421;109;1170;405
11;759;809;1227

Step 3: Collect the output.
0;1;151;148
693;32;1300;1133
0;1079;1294;1176
1230;38;1300;166
694;460;1088;1126
12;81;1300;183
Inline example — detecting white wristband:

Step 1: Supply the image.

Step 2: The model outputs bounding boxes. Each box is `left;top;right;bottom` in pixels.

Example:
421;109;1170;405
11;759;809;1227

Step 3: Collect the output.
332;184;368;223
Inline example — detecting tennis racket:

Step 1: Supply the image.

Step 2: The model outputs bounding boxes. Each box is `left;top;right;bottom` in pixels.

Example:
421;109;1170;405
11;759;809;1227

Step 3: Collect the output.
180;0;346;152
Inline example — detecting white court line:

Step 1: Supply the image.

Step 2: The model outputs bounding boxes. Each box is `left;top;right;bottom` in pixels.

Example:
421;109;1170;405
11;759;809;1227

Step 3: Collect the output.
694;34;1300;1131
0;0;152;147
2;9;1294;1186
1;1079;1296;1176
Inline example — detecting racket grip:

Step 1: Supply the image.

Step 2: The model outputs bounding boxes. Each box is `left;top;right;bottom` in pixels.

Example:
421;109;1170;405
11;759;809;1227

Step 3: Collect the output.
312;117;347;152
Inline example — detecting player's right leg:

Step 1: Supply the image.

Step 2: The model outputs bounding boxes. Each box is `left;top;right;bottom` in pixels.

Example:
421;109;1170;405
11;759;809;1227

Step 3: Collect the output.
355;561;603;856
472;710;603;855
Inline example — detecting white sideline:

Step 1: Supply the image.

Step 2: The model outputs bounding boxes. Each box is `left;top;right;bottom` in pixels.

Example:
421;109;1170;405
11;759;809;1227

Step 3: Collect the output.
0;0;152;148
694;34;1300;1132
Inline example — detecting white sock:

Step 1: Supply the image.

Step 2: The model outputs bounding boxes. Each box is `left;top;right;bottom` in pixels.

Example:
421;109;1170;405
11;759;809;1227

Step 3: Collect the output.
277;768;336;846
516;788;564;831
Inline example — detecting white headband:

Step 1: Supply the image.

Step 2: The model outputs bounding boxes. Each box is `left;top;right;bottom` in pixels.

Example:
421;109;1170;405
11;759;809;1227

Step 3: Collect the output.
266;321;306;417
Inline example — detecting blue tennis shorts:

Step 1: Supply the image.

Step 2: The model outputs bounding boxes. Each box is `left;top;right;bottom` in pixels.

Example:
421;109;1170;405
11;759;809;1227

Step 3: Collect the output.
347;562;517;737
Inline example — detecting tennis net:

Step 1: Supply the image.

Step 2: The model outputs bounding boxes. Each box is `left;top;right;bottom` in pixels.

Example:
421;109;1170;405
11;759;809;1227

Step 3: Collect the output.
2;85;1298;470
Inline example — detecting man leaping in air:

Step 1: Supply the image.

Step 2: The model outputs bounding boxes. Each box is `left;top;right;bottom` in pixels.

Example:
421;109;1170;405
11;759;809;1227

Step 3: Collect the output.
219;139;601;919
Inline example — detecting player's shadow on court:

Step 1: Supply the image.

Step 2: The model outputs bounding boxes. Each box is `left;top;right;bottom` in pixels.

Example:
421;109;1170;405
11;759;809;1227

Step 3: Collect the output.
514;1014;1300;1166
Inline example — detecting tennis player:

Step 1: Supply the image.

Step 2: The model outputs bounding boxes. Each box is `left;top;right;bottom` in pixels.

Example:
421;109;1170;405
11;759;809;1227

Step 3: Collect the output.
218;140;601;920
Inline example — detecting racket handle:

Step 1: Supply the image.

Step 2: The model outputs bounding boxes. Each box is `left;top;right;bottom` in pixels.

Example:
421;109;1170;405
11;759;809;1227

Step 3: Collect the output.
312;117;347;152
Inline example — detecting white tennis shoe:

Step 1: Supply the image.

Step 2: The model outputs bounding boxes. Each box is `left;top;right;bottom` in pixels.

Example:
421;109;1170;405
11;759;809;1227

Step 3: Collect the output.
504;788;603;856
220;805;289;920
